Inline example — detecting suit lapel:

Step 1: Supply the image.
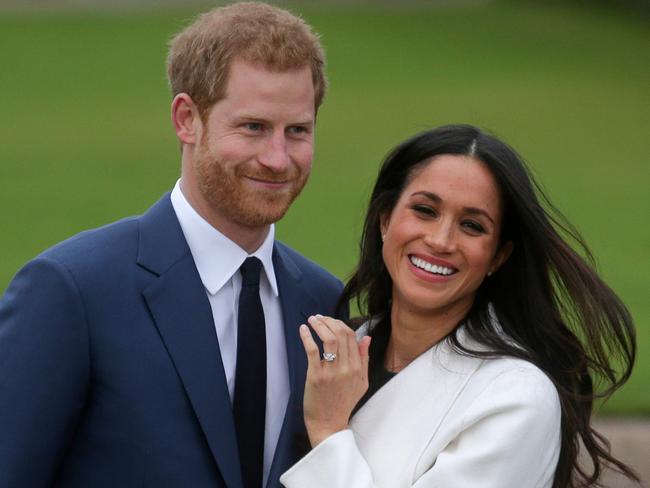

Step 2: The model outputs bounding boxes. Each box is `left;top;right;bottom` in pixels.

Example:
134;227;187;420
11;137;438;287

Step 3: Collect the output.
138;195;243;488
266;245;317;487
273;247;313;397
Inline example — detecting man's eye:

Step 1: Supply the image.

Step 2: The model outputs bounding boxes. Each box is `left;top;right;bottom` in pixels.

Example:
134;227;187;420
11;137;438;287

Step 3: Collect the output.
288;126;308;135
462;220;486;234
245;123;263;131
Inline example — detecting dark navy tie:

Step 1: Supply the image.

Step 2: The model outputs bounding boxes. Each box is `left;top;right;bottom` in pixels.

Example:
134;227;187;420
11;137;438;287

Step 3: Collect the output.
234;257;266;488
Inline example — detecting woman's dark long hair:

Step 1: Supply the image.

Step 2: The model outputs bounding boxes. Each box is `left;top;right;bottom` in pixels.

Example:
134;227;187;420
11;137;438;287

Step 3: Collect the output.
341;124;637;487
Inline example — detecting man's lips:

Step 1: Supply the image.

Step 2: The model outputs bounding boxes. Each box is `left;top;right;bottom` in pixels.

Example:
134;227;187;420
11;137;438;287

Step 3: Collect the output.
244;176;291;188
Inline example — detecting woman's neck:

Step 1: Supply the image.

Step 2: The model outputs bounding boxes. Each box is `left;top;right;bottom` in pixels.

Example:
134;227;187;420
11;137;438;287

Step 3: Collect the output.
385;298;470;372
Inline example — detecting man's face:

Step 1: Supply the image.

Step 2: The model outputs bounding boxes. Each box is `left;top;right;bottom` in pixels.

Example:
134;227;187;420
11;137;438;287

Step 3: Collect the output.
188;59;315;232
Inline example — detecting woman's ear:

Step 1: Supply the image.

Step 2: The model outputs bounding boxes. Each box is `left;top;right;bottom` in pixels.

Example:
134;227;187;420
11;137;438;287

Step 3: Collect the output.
379;212;391;242
171;93;202;146
489;241;513;275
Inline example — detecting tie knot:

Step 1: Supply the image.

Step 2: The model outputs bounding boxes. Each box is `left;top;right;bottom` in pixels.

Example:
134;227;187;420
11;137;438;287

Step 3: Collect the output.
240;257;263;287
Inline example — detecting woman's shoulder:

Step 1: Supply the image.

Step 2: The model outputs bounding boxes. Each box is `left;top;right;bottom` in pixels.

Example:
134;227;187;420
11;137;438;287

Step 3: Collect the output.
441;324;560;416
458;353;561;424
476;355;556;391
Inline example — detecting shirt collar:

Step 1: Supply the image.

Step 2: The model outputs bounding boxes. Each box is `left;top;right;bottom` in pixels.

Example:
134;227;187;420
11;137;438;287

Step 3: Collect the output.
170;179;279;297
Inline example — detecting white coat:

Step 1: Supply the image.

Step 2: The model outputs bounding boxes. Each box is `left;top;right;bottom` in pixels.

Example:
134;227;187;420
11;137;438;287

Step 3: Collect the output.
281;324;561;488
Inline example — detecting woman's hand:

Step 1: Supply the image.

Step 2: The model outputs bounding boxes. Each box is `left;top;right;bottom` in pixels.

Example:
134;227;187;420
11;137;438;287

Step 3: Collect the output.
299;315;371;447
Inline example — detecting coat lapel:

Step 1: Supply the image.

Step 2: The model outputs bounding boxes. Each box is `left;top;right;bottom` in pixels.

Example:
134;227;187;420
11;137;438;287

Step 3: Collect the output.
266;245;317;487
352;327;484;430
349;325;484;484
137;195;243;488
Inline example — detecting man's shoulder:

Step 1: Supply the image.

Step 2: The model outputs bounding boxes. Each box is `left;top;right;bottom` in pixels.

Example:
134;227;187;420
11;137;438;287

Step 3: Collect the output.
40;215;141;267
38;193;173;269
2;214;146;302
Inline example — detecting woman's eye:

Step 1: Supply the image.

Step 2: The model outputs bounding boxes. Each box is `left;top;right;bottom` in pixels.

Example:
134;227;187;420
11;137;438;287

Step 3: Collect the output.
412;205;437;217
462;220;486;234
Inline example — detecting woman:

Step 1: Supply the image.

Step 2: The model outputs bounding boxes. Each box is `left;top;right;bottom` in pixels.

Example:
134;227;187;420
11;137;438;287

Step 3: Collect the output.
280;125;637;487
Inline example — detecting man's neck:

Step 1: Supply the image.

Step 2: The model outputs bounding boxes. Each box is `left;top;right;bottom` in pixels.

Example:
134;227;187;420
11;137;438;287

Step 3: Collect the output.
179;179;270;254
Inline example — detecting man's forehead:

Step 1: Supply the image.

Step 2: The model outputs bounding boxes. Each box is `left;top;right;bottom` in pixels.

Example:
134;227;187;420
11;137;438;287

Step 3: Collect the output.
216;60;316;118
224;58;313;86
230;55;312;74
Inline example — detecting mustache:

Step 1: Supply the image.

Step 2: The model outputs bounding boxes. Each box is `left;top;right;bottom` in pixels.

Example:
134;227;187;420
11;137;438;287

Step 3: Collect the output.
237;167;300;182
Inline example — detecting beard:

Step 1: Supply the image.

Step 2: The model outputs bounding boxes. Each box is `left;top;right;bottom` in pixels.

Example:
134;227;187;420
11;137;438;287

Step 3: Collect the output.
193;142;310;229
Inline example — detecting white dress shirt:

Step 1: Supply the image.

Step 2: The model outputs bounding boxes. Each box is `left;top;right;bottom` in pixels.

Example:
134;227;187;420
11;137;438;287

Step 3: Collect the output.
170;180;289;487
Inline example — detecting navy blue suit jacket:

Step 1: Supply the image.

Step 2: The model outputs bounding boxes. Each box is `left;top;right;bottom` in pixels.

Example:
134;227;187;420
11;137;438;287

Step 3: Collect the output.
0;194;344;487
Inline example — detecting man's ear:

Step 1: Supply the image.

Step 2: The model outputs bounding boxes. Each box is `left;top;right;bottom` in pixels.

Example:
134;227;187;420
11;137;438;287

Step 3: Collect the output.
171;93;202;145
490;241;513;275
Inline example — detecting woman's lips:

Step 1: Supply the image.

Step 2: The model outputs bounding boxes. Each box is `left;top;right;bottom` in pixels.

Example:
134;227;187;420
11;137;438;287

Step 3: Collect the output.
407;254;458;282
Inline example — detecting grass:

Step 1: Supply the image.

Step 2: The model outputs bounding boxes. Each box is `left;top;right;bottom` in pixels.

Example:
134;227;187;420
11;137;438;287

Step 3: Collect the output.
0;2;647;413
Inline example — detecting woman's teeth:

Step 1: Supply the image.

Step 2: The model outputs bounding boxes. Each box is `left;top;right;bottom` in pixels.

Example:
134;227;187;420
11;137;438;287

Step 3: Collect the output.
410;256;454;276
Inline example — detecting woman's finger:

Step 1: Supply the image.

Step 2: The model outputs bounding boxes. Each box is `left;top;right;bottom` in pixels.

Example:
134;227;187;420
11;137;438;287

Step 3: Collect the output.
307;315;339;362
299;324;322;371
326;316;360;370
358;335;372;384
314;315;353;367
315;315;365;371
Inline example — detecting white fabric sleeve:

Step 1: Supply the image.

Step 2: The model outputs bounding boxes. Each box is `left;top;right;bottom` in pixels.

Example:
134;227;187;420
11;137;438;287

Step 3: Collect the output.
280;430;376;487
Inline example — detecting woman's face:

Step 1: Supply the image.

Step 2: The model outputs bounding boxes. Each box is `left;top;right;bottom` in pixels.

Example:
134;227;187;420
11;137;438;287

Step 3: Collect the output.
380;154;512;318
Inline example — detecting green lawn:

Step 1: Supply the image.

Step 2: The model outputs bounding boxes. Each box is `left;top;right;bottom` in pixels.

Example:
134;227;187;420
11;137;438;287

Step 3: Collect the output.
0;2;647;413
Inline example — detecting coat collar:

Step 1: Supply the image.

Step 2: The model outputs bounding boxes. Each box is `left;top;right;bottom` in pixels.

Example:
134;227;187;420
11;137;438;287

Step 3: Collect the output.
169;181;279;296
351;322;486;447
137;193;189;276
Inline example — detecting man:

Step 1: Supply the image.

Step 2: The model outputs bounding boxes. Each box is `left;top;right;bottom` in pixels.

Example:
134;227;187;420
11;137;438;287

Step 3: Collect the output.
0;3;343;487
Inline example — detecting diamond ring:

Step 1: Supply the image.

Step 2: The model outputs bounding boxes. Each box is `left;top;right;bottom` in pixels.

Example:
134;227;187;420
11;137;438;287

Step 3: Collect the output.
322;352;337;362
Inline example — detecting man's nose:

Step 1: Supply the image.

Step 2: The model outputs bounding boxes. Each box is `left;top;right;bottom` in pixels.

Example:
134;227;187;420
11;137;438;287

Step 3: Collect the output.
258;131;290;172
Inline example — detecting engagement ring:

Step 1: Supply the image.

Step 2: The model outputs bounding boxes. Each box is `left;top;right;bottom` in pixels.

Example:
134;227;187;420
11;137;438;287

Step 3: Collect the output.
322;352;337;362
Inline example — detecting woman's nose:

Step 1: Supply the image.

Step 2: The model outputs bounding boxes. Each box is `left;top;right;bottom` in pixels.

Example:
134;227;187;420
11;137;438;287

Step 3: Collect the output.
423;221;456;253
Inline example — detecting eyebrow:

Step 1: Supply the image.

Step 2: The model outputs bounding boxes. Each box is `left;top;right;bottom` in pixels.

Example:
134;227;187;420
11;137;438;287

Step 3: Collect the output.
233;113;314;126
410;191;495;224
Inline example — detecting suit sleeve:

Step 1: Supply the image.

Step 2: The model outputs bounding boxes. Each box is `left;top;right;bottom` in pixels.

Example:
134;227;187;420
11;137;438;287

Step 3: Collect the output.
333;279;349;322
280;366;561;488
0;257;90;486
